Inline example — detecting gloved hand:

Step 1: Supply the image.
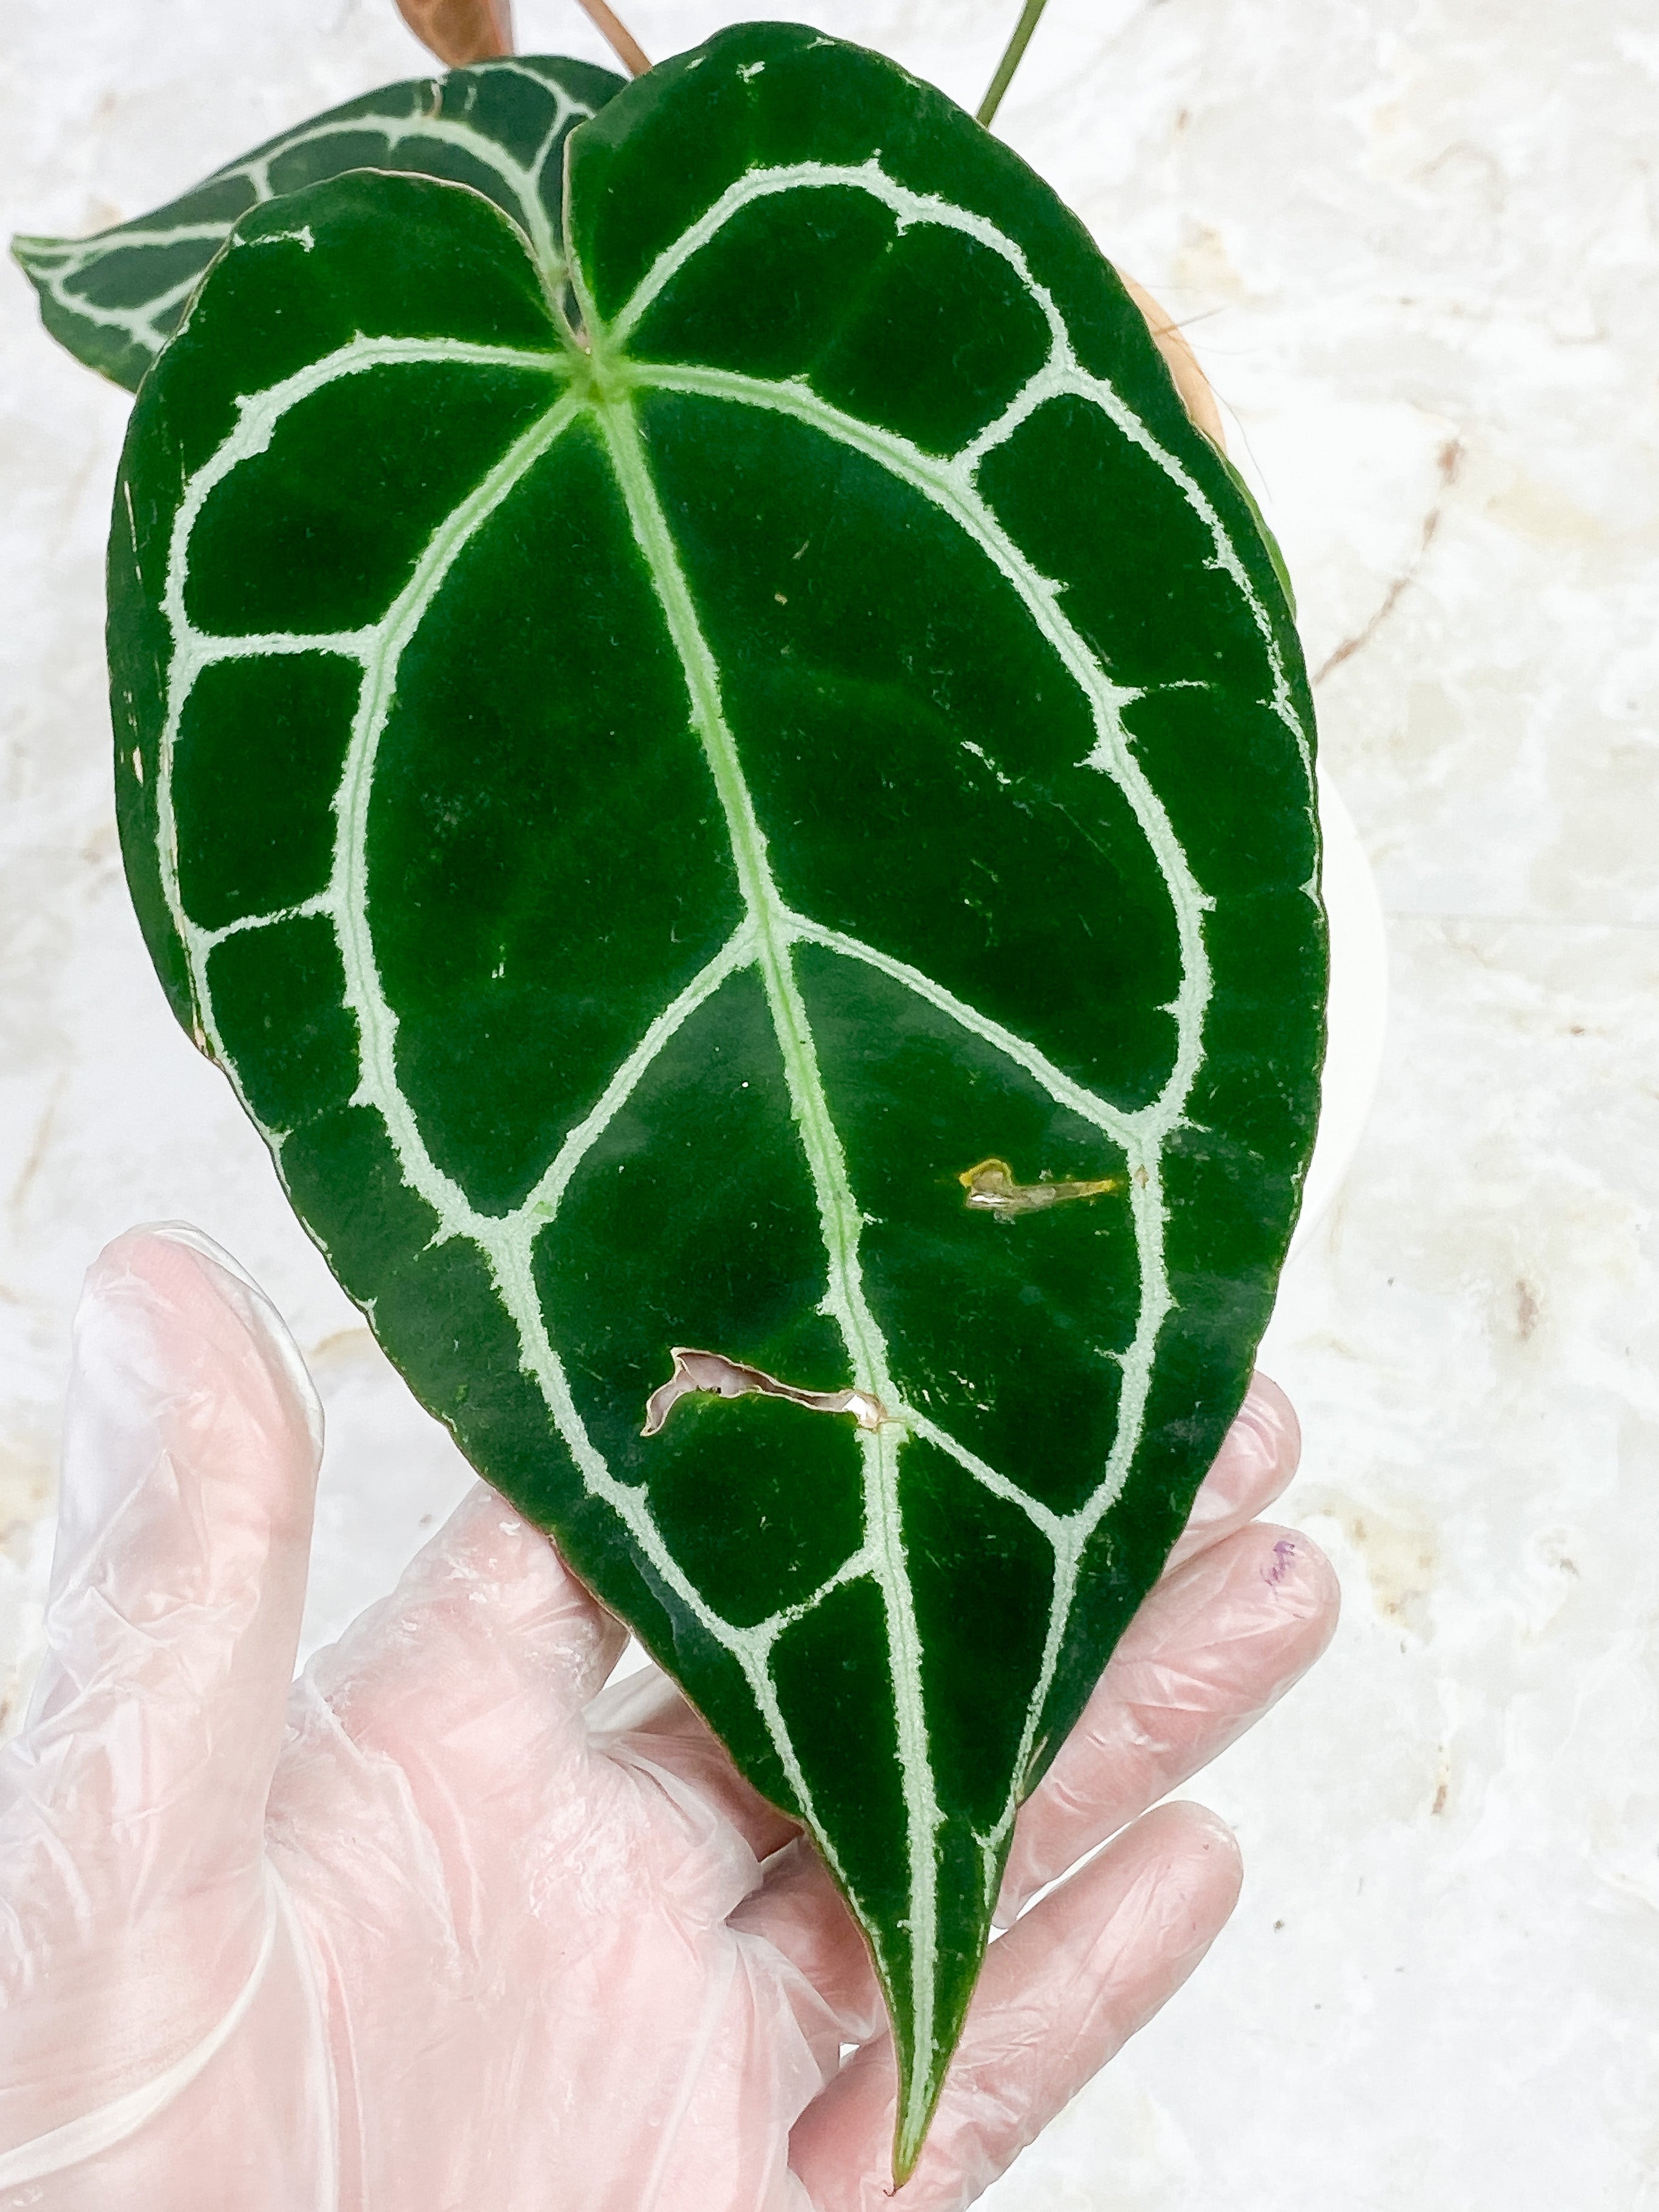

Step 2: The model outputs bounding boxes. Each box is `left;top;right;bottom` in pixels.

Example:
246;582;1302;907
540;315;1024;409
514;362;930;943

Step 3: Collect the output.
0;1226;1337;2210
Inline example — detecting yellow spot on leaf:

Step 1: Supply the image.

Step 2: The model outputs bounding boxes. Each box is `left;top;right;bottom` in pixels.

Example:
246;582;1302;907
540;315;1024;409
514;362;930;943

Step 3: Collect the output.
958;1158;1119;1218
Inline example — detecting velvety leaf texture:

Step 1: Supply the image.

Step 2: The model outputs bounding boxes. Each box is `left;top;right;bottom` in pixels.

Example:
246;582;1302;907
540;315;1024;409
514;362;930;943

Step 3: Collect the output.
12;53;622;390
105;23;1325;2176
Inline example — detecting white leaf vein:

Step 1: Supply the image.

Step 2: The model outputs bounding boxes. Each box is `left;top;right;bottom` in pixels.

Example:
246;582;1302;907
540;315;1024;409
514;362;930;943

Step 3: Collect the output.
144;148;1317;2130
23;61;600;362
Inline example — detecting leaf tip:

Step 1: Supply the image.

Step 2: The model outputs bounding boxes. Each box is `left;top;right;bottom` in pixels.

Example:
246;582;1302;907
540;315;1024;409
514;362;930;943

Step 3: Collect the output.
889;2082;940;2191
8;232;67;287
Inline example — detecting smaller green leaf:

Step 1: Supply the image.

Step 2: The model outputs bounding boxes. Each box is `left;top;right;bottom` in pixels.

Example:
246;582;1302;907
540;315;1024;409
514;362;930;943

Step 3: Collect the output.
10;54;623;391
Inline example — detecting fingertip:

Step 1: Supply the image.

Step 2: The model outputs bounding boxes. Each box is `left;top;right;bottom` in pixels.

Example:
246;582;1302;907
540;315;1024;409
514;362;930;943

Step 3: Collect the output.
1171;1370;1302;1564
27;1227;326;1861
1222;1371;1302;1493
421;1478;551;1587
1257;1523;1343;1652
1133;1520;1341;1710
1158;1799;1245;1911
87;1224;324;1473
1243;1370;1300;1462
424;1484;623;1671
587;1668;802;1864
55;1225;323;1579
1097;1802;1245;2014
1229;1520;1341;1636
317;1484;630;1730
999;1518;1337;1925
1021;1798;1244;2022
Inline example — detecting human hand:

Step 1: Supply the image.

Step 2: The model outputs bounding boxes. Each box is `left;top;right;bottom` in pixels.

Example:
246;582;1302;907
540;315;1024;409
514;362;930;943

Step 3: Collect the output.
0;1226;1337;2210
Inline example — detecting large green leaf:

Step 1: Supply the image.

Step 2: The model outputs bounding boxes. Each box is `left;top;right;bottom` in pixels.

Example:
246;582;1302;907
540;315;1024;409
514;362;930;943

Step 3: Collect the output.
11;53;622;390
107;22;1324;2176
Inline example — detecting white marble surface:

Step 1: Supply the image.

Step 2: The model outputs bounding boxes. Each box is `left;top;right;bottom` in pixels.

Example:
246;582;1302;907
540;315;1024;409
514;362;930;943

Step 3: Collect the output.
2;2;1655;2204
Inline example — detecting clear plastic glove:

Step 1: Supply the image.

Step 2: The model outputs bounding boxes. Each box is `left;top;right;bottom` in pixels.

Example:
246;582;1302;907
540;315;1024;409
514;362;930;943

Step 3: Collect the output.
0;1227;1338;2210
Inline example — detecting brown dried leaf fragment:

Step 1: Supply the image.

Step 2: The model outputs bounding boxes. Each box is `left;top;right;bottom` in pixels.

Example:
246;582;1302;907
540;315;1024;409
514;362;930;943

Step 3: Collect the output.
959;1158;1119;1217
643;1348;885;1437
1117;270;1227;451
394;0;513;67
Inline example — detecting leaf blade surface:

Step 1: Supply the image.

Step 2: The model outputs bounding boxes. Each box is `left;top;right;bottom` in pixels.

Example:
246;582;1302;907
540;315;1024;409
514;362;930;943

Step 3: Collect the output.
107;25;1325;2176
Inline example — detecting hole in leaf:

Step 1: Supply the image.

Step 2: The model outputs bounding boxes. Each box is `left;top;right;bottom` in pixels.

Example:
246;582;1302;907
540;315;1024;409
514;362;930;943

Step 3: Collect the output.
643;1347;886;1436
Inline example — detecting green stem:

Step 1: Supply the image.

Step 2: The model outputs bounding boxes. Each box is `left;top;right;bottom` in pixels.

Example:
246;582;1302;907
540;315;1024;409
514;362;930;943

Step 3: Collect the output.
976;0;1053;128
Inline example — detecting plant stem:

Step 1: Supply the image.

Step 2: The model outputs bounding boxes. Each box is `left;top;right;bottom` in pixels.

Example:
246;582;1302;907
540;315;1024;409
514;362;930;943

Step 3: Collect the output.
574;0;651;75
976;0;1052;128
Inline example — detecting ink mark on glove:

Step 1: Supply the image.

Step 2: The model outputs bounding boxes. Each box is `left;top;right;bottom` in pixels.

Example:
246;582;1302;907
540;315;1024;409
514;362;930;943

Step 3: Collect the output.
1264;1537;1297;1585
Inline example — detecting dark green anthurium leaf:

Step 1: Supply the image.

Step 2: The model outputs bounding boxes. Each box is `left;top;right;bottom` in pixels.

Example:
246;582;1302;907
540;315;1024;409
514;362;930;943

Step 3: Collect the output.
11;53;622;391
106;21;1325;2179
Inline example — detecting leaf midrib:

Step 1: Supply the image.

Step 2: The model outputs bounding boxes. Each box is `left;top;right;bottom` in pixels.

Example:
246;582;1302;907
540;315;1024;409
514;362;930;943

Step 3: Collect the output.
153;342;866;1942
153;319;1191;2145
593;390;946;2140
148;316;949;2124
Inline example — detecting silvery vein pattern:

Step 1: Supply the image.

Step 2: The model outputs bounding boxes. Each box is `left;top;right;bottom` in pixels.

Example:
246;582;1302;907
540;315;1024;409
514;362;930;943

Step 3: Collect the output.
105;25;1325;2174
11;53;623;390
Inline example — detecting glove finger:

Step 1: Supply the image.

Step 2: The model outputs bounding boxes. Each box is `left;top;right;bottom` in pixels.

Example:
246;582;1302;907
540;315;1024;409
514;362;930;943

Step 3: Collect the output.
1166;1370;1301;1571
791;1801;1241;2211
587;1664;802;1863
15;1225;322;1894
728;1836;885;2045
301;1481;628;1808
998;1521;1337;1922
